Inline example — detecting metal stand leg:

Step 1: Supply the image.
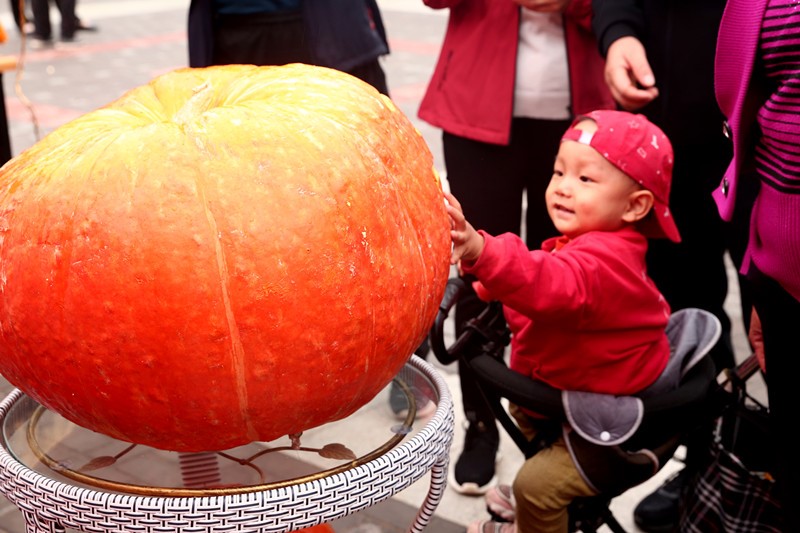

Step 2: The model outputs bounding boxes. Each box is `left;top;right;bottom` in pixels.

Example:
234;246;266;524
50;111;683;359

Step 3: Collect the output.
22;512;65;533
407;456;449;533
179;452;222;488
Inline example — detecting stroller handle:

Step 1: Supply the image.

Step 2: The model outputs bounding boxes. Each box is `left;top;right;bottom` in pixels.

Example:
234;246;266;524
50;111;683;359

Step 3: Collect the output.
430;278;509;366
430;278;466;365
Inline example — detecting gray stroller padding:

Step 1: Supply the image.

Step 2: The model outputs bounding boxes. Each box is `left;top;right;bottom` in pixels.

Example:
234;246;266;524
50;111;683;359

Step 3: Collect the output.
563;308;723;445
563;393;643;447
562;308;722;493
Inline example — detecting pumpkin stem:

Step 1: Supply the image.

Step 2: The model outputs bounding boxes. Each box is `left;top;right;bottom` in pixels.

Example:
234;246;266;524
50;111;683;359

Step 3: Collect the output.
174;81;213;127
289;432;303;449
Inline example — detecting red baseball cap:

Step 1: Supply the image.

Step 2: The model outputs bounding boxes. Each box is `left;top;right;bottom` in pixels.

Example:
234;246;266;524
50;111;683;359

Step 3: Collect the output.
561;110;681;243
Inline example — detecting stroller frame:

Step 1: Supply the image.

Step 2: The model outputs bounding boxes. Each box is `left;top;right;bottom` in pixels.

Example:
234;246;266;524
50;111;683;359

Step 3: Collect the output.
430;278;723;533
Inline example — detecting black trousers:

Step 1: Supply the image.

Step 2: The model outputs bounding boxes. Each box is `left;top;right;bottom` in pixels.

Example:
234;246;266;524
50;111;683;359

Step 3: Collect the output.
31;0;76;40
646;141;752;373
749;265;799;532
212;11;312;68
443;117;569;427
9;0;26;30
211;11;388;96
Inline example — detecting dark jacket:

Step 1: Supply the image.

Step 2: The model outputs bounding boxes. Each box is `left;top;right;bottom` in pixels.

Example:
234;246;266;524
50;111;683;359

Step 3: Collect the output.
592;0;728;146
187;0;389;70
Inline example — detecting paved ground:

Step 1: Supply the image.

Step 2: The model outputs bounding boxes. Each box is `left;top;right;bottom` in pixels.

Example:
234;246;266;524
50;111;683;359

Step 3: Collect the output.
0;2;757;532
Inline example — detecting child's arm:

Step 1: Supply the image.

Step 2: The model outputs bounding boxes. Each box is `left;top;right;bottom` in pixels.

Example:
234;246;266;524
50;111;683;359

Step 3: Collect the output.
444;191;485;265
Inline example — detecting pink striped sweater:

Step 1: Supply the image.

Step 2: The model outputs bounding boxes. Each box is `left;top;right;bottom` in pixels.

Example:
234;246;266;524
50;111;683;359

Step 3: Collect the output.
714;0;800;301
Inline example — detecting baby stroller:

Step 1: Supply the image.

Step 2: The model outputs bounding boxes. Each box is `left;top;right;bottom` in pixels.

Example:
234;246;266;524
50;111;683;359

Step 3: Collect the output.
430;278;723;533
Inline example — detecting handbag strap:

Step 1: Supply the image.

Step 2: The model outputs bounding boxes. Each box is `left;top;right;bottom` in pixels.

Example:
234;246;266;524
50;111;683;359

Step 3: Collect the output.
712;353;768;423
731;353;761;382
719;354;762;398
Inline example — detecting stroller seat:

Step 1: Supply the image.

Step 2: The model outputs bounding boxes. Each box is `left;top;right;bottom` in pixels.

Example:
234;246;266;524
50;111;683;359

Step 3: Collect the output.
430;278;722;532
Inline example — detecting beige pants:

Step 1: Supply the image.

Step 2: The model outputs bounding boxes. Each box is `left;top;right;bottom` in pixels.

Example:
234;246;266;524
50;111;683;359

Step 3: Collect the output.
510;404;598;533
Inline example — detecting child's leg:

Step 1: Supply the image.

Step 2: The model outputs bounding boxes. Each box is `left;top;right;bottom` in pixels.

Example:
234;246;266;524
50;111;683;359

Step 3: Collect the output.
508;406;597;533
512;438;597;533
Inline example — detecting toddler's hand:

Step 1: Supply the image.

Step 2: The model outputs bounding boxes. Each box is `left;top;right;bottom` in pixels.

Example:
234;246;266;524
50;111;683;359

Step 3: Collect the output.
444;191;484;265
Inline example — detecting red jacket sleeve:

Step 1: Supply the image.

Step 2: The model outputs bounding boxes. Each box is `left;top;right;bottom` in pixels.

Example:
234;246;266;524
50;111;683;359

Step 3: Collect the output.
462;230;654;326
461;231;596;320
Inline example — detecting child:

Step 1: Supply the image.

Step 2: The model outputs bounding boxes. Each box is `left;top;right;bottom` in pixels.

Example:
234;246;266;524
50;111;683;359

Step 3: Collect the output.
446;110;680;533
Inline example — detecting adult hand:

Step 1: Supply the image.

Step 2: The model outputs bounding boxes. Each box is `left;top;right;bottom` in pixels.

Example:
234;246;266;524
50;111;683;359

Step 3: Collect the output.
749;308;766;373
605;36;659;110
512;0;571;13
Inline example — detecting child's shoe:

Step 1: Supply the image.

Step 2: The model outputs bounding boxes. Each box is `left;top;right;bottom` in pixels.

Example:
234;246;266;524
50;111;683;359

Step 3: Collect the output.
452;421;500;495
486;484;516;522
466;518;517;533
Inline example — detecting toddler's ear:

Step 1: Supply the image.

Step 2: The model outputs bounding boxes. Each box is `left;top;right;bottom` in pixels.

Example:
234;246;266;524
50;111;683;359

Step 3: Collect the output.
623;190;655;223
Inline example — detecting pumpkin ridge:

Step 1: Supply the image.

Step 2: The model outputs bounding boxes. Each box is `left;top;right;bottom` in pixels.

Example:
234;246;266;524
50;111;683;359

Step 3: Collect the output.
45;133;128;433
193;173;255;441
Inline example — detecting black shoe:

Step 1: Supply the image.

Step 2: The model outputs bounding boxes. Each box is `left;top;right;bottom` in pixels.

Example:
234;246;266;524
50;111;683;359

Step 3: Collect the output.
76;19;98;32
452;421;499;495
633;468;689;533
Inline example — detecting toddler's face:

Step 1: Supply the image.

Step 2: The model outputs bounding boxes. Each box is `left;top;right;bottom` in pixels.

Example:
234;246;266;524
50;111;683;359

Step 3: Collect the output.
545;121;642;239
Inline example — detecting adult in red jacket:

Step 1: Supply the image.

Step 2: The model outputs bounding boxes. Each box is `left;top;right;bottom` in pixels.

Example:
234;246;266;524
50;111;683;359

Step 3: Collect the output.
418;0;614;496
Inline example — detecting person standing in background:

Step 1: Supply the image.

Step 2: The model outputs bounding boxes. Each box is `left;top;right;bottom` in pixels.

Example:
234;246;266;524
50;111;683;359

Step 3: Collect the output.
591;1;752;530
418;0;613;496
713;1;800;529
187;0;390;96
11;0;95;38
30;0;77;45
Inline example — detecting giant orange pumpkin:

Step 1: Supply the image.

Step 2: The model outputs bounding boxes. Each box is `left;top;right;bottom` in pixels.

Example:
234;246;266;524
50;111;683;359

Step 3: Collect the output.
0;64;451;452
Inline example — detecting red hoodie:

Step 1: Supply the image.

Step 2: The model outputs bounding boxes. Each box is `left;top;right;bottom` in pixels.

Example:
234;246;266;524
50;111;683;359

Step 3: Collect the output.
462;228;670;396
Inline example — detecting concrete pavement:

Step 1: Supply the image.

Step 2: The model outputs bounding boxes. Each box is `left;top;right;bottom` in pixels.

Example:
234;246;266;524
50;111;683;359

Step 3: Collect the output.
0;1;754;532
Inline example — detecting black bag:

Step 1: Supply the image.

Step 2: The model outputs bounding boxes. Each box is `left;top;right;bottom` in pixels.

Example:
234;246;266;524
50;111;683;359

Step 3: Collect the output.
680;356;783;532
